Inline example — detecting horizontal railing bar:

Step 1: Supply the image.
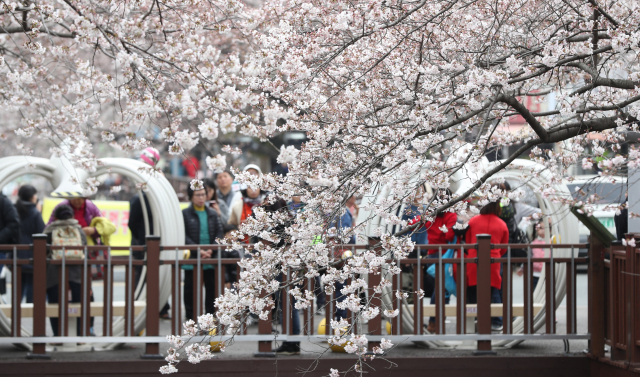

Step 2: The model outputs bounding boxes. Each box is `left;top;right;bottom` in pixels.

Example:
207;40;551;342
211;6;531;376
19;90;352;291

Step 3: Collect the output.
403;258;477;264
1;257;589;267
406;258;584;264
492;257;588;263
48;246;145;251
492;244;588;248
0;243;589;251
0;334;590;344
12;257;590;267
48;260;146;266
161;259;242;265
0;246;32;250
0;260;31;265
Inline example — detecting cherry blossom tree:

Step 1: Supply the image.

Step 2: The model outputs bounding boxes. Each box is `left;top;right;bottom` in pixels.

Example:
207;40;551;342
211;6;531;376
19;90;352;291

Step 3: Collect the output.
2;0;640;374
175;0;640;372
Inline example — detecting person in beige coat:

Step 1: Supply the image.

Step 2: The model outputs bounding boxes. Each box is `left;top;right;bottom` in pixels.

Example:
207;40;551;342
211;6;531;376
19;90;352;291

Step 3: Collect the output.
228;164;263;229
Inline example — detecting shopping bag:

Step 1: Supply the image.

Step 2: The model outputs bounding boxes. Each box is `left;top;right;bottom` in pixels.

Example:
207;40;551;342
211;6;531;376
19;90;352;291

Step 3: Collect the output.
426;237;457;297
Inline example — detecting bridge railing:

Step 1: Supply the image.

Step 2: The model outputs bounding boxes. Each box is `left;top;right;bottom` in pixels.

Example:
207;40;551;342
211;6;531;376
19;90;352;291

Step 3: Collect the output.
601;236;640;370
0;233;624;362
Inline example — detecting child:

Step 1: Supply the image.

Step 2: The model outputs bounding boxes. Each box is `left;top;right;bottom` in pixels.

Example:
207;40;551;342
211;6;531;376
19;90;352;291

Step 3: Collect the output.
44;204;88;337
517;221;545;290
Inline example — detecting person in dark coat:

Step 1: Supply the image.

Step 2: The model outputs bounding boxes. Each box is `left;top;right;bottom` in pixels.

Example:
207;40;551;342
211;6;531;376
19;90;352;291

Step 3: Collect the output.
15;185;45;302
129;191;171;319
0;192;21;279
129;193;153;247
182;185;225;320
129;147;172;319
614;203;628;241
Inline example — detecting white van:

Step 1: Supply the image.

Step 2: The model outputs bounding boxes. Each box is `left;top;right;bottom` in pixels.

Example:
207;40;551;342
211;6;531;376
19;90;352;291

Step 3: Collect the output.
564;175;626;260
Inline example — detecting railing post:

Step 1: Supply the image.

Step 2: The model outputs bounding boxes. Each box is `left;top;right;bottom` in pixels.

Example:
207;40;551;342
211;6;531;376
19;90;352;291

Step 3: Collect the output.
627;234;640;367
254;289;275;357
142;236;162;359
474;234;495;355
367;238;382;351
27;234;50;359
588;234;606;358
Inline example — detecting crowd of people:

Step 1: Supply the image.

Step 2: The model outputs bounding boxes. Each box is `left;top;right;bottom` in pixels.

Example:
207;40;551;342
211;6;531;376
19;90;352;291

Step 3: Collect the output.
0;180;117;341
404;182;544;333
0;147;554;352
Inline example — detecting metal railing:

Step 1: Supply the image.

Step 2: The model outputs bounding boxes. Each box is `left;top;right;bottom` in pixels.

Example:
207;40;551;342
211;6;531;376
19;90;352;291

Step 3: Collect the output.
0;233;621;360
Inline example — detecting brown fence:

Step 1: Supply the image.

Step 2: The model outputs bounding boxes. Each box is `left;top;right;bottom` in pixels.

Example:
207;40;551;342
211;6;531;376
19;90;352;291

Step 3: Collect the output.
0;233;626;364
601;235;640;371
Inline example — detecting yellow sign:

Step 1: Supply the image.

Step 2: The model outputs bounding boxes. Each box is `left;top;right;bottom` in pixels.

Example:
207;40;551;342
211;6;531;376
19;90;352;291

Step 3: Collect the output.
42;198;190;256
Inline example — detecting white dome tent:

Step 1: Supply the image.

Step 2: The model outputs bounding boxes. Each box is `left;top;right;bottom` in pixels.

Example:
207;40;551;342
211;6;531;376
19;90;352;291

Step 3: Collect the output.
0;155;183;351
358;158;578;348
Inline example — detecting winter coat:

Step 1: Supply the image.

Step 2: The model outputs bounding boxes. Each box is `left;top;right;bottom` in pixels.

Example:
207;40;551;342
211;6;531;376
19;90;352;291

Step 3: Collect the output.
228;198;245;228
43;219;88;289
47;199;102;227
402;205;428;247
530;238;545;277
0;194;20;245
183;203;224;254
129;193;153;246
424;212;458;254
464;214;509;289
48;199;101;244
16;201;45;271
88;217;116;246
217;189;242;218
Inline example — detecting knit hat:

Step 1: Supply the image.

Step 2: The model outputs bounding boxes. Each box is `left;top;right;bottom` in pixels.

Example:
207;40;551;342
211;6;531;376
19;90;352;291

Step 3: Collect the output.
140;147;160;167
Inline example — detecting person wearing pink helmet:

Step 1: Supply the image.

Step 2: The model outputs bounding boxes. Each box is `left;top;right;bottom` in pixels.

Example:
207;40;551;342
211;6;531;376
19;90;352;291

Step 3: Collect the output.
140;147;161;168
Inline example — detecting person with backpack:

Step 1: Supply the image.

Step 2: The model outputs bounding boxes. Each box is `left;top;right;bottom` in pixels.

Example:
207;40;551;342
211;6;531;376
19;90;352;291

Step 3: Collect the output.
48;188;106;335
498;181;538;257
47;196;101;237
44;204;87;337
15;185;46;303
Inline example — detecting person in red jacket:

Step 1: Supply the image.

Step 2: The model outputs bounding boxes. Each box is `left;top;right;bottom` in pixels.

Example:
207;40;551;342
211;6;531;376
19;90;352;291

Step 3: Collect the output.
425;212;457;252
465;198;509;331
424;207;457;333
182;151;201;178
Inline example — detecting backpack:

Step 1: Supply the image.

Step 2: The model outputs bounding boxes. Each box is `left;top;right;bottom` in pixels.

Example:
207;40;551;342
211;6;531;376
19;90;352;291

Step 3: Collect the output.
500;203;529;258
51;225;84;260
508;227;530;258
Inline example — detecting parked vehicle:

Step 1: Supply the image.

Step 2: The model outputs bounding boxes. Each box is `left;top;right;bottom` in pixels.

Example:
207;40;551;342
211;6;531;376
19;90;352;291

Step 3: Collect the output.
564;175;627;262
